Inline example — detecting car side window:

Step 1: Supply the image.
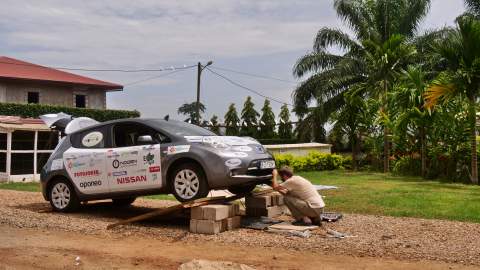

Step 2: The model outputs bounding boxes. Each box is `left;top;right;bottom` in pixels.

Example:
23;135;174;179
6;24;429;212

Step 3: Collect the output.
70;127;108;149
113;122;170;147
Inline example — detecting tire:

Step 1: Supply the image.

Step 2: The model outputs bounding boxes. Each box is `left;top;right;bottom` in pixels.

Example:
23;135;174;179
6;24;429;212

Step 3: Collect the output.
169;162;209;202
48;178;80;212
112;197;136;207
227;184;257;195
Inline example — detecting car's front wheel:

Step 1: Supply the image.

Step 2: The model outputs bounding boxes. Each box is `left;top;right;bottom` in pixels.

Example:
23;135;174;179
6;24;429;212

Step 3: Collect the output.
49;179;80;212
170;162;209;202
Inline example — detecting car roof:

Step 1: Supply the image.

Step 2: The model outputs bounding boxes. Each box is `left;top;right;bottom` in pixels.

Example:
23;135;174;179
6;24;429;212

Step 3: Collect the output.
68;118;168;134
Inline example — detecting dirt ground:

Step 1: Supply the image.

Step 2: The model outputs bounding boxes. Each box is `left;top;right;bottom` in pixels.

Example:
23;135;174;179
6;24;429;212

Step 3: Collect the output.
1;189;480;269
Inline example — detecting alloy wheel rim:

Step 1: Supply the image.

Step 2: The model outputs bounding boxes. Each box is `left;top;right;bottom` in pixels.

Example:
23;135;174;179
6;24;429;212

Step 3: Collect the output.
174;169;200;200
51;183;71;209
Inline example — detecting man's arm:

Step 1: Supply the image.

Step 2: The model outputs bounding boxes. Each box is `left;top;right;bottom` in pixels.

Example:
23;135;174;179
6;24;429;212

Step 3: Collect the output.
271;169;288;195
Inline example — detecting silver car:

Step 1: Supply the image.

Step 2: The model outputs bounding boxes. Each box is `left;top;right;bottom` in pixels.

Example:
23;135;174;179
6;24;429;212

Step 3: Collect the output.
40;116;275;212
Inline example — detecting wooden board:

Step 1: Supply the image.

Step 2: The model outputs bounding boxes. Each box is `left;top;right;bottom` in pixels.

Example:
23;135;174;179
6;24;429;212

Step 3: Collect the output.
268;222;318;232
106;195;245;229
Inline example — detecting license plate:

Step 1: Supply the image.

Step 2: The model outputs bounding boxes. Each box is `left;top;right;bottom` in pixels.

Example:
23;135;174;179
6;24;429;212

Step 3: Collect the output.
260;160;275;169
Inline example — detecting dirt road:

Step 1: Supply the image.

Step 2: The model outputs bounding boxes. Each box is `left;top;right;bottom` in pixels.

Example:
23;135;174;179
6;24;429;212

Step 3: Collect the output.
1;225;476;270
1;189;480;269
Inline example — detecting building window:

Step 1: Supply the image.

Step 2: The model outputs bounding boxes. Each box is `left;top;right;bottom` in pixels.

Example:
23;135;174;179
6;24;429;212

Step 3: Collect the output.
27;92;39;104
75;94;86;108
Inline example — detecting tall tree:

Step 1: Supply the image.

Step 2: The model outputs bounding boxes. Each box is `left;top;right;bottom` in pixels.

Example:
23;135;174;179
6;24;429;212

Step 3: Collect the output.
424;15;480;184
293;0;431;172
259;99;276;139
224;103;240;136
278;104;293;139
177;102;205;124
209;115;220;135
240;96;260;137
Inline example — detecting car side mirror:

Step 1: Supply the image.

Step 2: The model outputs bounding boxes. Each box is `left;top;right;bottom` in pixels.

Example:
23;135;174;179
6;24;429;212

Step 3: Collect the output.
137;135;154;145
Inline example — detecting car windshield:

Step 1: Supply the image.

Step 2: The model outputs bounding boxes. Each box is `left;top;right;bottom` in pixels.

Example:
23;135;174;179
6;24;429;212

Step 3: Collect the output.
151;120;215;136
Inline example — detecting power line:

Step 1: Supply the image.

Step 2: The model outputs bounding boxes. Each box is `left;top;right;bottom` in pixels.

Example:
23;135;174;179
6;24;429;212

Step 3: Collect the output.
205;67;293;107
0;60;196;73
123;68;193;86
210;66;298;84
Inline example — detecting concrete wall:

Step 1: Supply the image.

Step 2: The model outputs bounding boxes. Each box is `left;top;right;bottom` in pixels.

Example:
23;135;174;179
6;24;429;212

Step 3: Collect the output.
0;81;106;109
265;143;332;156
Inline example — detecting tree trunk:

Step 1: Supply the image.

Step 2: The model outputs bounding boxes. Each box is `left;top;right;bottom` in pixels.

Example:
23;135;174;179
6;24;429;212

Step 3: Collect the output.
420;126;426;178
383;80;389;173
351;133;358;171
469;96;478;184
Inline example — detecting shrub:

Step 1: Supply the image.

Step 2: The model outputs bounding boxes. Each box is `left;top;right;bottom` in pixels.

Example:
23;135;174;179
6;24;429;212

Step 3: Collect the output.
0;102;140;121
274;151;344;172
392;156;421;176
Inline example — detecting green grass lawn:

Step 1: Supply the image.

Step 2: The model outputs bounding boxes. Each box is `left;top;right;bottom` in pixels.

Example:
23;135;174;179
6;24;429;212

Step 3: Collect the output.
299;170;480;223
2;170;480;223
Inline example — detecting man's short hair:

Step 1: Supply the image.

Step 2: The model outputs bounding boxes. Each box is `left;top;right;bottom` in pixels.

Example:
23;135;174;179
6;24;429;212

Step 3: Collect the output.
278;166;293;178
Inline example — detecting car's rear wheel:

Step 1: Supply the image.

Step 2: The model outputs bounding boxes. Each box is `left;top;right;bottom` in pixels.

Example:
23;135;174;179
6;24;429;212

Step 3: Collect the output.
49;179;80;212
112;197;136;207
228;184;257;195
170;162;209;202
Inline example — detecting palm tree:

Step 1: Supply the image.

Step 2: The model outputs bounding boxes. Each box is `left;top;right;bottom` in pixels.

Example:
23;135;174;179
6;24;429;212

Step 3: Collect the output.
464;0;480;17
392;66;432;177
177;102;205;124
424;15;480;184
293;0;430;172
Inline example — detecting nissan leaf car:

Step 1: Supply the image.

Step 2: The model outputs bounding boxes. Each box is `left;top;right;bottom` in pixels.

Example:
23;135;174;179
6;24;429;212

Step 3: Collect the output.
39;114;275;212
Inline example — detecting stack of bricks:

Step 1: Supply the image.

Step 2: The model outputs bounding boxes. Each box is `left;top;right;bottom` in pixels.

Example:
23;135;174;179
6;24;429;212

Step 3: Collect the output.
245;192;287;218
190;203;241;234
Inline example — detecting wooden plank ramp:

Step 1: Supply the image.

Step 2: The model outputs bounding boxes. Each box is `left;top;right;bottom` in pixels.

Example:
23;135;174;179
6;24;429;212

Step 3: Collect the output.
106;194;244;229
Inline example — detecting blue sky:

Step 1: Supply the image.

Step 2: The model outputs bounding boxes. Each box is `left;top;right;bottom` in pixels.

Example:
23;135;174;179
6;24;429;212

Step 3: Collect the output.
0;0;465;122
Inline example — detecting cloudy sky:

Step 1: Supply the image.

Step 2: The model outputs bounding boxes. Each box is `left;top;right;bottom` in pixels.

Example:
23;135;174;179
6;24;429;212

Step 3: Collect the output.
0;0;465;122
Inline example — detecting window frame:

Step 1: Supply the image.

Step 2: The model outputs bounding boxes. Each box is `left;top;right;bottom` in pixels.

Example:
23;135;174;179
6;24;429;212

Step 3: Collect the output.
111;122;170;148
27;91;40;104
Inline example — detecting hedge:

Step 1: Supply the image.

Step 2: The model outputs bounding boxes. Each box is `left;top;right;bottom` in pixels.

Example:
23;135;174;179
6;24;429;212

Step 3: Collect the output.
258;138;298;145
274;151;346;172
0;102;140;122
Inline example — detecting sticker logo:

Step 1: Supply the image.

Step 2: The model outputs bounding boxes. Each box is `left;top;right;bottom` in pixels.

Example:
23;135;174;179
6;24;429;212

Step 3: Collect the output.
167;145;191;155
117;175;147;184
112;171;127;177
220;152;248;158
82;131;103;147
149;166;160;173
112;159;137;169
79;180;102;188
225;158;242;167
74;170;100;177
233;146;252;152
51;159;63;171
143;153;155;165
67;160;86;169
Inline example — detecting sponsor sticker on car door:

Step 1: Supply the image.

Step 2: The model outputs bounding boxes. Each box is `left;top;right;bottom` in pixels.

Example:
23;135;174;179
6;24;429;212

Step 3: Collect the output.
63;148;108;194
109;144;161;192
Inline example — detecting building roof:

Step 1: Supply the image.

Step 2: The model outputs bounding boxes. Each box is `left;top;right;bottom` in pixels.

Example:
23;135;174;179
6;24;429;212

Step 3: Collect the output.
0;56;123;91
0;115;49;131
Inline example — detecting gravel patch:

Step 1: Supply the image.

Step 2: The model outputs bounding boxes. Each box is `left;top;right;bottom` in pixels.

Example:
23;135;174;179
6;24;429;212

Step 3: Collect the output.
1;189;479;266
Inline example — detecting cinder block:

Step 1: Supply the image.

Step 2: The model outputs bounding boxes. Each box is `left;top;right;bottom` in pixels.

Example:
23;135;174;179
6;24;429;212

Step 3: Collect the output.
245;195;272;209
226;203;240;217
271;193;284;206
191;207;204;220
246;205;286;218
222;216;242;231
190;219;223;234
191;205;230;221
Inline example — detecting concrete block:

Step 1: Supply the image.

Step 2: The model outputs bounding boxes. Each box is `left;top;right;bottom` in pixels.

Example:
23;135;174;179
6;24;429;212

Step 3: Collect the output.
222;216;242;231
227;203;240;217
246;205;286;218
271;193;284;206
190;219;223;234
245;195;272;209
190;204;230;221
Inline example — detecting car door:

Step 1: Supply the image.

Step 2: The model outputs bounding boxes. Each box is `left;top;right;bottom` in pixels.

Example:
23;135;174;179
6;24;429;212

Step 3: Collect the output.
108;122;162;192
63;126;110;194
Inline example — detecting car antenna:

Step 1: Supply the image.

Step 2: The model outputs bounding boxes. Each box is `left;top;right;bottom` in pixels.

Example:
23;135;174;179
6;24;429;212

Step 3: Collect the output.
164;114;169;121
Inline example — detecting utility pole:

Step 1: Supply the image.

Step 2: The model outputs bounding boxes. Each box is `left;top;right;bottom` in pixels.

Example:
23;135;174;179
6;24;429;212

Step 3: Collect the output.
196;61;213;125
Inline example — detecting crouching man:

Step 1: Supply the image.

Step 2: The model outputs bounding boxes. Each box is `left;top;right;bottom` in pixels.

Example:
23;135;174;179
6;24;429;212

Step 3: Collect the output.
271;166;325;226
